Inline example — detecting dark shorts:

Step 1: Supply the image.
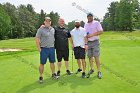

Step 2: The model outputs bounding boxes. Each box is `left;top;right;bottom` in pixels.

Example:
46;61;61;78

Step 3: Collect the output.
74;47;85;59
56;49;69;62
40;47;55;64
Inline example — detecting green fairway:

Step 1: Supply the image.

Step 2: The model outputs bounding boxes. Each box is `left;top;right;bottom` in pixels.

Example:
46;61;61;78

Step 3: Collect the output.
0;31;140;93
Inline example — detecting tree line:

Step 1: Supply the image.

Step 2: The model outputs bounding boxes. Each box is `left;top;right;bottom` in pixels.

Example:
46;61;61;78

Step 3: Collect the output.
102;0;140;31
0;0;140;40
0;2;85;40
0;2;60;40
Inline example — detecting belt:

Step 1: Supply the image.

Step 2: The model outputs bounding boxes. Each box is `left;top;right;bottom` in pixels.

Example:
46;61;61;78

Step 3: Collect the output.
41;47;54;48
75;46;81;48
88;39;99;42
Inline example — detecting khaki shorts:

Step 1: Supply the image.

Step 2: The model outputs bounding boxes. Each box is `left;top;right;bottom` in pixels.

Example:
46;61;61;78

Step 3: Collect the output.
88;40;100;58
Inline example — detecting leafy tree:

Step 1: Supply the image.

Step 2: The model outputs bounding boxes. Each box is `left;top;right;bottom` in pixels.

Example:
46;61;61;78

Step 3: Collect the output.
80;21;85;27
102;0;140;31
47;11;60;27
67;21;75;31
0;4;11;40
37;9;46;28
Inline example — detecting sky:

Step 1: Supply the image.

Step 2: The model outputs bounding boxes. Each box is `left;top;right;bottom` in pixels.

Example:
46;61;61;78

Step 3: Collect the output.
0;0;126;23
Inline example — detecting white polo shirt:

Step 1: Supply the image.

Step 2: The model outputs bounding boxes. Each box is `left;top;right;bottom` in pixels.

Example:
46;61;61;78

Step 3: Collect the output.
70;27;87;48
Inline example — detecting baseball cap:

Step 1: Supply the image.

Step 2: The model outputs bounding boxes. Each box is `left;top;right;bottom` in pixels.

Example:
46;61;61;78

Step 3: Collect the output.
45;17;51;21
75;19;81;23
87;12;93;17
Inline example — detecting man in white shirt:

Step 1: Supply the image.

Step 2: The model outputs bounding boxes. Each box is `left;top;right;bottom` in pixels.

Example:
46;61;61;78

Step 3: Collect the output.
70;20;88;78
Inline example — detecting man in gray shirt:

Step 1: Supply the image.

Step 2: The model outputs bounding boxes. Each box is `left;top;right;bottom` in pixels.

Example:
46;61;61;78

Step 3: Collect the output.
36;17;57;83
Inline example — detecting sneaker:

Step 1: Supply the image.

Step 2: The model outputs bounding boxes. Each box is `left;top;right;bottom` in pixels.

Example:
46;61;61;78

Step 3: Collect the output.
98;71;102;79
75;68;82;74
52;73;59;79
57;71;60;77
82;72;86;78
66;70;71;75
88;69;94;75
39;76;43;83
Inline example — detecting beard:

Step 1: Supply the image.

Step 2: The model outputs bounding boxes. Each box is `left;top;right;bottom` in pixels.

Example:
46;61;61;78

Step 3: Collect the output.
75;25;80;28
88;19;93;23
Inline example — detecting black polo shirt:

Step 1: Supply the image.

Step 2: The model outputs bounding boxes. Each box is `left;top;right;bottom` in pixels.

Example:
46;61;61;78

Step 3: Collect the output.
54;26;71;50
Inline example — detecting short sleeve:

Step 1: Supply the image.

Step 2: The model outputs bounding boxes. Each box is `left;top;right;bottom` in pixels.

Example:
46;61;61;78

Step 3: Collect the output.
70;30;73;36
51;28;55;34
97;22;103;31
36;28;42;38
83;28;87;37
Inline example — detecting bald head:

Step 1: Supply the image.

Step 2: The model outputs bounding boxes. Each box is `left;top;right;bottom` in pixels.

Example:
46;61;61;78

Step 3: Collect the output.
58;18;65;27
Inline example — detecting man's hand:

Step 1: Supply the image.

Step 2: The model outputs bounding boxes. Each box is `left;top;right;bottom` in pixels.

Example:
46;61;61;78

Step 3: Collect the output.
87;31;103;38
72;44;74;50
87;34;93;38
40;25;45;28
38;48;41;52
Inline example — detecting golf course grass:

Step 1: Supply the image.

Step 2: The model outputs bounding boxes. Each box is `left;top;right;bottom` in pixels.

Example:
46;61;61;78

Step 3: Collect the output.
0;31;140;93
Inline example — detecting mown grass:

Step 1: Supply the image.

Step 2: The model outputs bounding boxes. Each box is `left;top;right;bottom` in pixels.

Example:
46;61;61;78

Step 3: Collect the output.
0;31;140;93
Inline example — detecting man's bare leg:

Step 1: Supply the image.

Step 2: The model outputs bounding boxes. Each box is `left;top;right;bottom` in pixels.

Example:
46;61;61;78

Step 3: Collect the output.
50;63;55;74
65;61;69;70
81;59;86;78
89;57;94;70
95;56;102;79
87;57;94;75
57;62;62;71
77;59;81;69
95;56;100;72
81;59;86;72
50;63;58;79
76;59;82;74
39;64;44;82
39;64;44;77
65;61;71;75
57;62;62;76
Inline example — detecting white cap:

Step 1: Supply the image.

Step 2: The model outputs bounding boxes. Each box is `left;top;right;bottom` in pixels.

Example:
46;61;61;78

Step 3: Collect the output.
45;17;51;21
75;19;80;23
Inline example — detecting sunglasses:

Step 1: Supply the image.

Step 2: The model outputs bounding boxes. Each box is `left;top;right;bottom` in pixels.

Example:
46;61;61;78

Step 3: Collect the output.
45;20;51;22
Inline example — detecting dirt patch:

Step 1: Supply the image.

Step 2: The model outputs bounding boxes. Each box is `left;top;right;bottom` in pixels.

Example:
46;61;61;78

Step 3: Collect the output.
0;48;22;52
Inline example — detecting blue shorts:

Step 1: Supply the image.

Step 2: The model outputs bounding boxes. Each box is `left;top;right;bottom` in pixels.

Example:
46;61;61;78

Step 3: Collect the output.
40;47;56;64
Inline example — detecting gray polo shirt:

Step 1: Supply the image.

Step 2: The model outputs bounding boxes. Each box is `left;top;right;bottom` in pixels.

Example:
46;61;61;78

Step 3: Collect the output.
36;27;55;48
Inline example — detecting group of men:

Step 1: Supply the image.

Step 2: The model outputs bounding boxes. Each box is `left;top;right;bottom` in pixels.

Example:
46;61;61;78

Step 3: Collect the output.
35;13;103;83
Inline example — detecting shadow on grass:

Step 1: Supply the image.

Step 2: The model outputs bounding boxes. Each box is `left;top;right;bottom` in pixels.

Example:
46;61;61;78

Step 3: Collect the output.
16;77;58;93
58;74;98;89
16;74;98;93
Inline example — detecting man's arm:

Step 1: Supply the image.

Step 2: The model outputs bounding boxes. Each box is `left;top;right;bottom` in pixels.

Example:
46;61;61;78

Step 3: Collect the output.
84;36;88;51
87;21;103;38
69;37;74;49
84;32;88;45
35;37;41;52
87;31;103;38
40;25;45;28
68;30;74;49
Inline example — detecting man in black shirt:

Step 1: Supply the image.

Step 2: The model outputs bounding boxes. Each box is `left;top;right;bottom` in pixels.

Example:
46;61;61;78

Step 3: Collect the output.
55;18;71;77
